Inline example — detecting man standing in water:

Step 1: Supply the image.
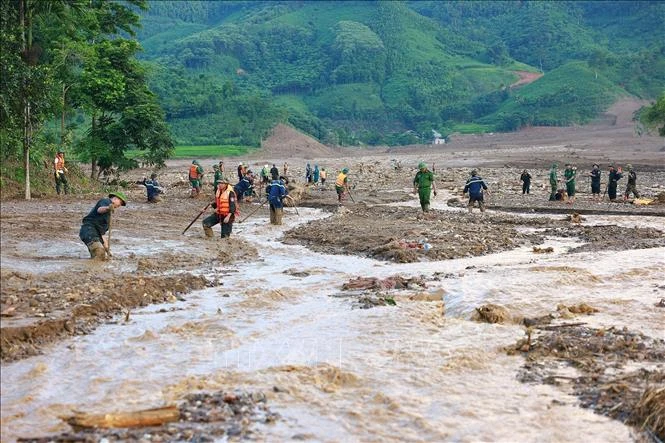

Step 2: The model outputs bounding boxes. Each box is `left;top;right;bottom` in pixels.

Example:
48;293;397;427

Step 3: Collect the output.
202;179;238;238
463;169;489;213
266;176;288;225
79;192;127;259
589;164;601;200
624;164;640;200
413;162;437;212
548;163;558;201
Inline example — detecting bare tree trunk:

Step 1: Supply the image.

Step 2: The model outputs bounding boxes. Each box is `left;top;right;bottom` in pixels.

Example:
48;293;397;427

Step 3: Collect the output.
90;114;97;179
20;0;31;200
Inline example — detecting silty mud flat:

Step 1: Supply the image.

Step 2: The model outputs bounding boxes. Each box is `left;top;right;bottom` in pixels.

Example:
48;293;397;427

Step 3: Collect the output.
2;120;665;440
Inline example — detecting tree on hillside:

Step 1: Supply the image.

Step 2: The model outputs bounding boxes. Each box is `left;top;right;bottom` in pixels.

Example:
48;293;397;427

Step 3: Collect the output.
0;0;172;197
639;93;665;136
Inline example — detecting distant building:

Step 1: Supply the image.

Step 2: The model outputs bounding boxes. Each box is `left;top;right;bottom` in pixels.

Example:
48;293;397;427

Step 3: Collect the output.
432;129;445;145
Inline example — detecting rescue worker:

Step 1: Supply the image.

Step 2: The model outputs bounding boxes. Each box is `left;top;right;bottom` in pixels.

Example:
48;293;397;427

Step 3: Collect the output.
144;173;163;203
213;164;223;193
261;164;270;185
624;164;640;200
218;161;225;176
202;179;238;238
589;164;601;200
463;169;489;213
320;168;327;186
335;168;350;203
313;165;320;184
549;163;558;201
564;163;577;204
283;162;289;177
234;171;253;202
270;163;279;180
306;163;312;183
189;160;204;197
266;177;288;225
79;192;127;259
607;165;622;201
237;162;244;180
520;170;532;195
413;162;437;212
54;150;69;195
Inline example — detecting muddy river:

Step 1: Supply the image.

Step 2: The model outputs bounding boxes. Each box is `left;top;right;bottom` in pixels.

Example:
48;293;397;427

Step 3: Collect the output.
2;193;663;441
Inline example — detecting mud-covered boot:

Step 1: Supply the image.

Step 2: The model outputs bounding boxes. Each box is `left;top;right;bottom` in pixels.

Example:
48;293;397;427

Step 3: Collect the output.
87;242;107;260
269;208;277;225
275;208;283;225
423;204;429;212
203;226;214;238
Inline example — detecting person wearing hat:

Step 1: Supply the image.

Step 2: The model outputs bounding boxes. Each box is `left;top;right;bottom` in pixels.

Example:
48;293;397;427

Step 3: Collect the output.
144;173;164;203
607;164;622;201
202;178;238;238
234;169;254;202
548;163;559;201
213;164;223;193
188;160;204;197
564;163;577;204
266;176;288;225
463;169;489;213
270;163;279;181
623;164;640;200
413;162;437;212
79;192;127;259
588;164;602;200
335;167;350;203
519;169;532;195
54;150;69;195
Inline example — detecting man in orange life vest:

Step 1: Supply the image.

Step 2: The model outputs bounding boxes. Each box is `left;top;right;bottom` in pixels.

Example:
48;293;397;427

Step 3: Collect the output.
202;178;238;238
54;150;69;195
189;160;204;197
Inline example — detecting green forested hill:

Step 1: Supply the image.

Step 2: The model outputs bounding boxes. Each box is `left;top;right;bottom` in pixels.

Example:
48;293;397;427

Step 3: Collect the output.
137;0;665;147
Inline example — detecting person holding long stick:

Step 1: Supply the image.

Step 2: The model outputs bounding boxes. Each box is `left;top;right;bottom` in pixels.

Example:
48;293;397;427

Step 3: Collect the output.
202;179;238;238
79;192;127;260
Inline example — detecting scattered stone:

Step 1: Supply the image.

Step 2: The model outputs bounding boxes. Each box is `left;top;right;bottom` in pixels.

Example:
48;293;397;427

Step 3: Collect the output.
471;304;512;324
533;246;554;253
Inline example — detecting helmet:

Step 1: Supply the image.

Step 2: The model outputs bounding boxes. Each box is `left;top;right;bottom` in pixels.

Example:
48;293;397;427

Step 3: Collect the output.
418;162;426;169
342;168;349;174
551;163;558;169
150;173;157;179
213;164;219;170
108;191;128;206
625;164;633;170
471;169;477;176
192;160;200;165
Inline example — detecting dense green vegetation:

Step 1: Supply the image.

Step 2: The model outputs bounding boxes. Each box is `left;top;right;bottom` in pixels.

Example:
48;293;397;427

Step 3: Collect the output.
138;1;665;146
1;0;173;198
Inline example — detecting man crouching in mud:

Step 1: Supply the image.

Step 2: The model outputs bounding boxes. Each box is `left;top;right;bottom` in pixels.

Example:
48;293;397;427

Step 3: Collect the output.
79;192;127;259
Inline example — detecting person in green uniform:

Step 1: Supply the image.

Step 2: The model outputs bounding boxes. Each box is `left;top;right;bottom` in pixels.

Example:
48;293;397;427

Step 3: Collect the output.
213;164;223;193
549;163;559;201
413;162;437;212
564;163;577;203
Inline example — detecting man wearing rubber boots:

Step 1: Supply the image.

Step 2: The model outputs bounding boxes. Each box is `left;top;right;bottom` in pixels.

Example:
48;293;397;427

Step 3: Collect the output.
266;177;288;225
463;170;489;213
79;192;127;259
202;179;238;238
413;162;437;212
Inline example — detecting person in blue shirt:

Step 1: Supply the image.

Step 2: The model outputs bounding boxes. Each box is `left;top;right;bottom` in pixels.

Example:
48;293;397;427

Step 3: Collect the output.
144;173;164;203
79;192;127;259
234;171;254;202
266;177;288;225
463;169;489;213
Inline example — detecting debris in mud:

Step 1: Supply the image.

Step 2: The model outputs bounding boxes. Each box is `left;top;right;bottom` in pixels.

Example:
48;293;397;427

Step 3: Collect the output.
557;303;599;316
509;323;665;440
341;275;427;291
20;390;277;442
532;246;554;253
546;224;665;254
566;212;584;224
656;299;665;308
1;272;211;361
356;294;397;309
471;304;513;324
283;268;311;278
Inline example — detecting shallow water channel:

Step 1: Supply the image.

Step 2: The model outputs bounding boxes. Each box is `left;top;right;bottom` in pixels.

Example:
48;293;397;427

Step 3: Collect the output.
2;203;664;442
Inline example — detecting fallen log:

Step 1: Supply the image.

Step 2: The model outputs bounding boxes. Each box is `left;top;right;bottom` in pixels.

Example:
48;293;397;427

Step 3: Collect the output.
65;405;179;429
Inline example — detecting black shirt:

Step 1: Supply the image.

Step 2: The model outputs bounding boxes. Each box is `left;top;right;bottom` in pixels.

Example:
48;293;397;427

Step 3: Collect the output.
81;198;112;235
